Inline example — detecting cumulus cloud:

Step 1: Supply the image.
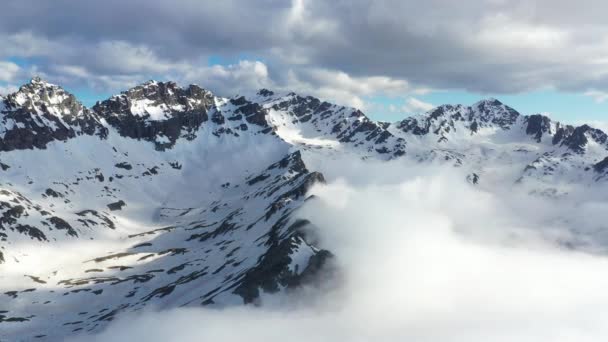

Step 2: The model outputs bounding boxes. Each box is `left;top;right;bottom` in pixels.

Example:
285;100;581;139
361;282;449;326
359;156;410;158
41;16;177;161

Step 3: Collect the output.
0;61;21;82
181;60;272;97
584;90;608;103
3;0;608;99
68;157;608;342
404;97;435;113
276;68;415;109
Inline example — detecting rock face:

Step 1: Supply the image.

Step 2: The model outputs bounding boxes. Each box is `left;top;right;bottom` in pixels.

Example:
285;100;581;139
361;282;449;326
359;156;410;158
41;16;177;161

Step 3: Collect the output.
262;92;407;157
93;81;214;150
107;200;126;211
395;99;521;140
525;114;552;143
557;124;608;154
594;157;608;182
0;78;107;151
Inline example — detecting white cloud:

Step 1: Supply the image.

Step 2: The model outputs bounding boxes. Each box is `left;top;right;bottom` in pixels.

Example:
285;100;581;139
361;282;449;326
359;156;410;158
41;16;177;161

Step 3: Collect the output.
4;1;608;94
584;90;608;103
277;68;417;110
404;97;435;113
475;14;568;50
88;41;182;74
182;60;272;97
70;157;608;342
0;61;21;82
0;31;61;58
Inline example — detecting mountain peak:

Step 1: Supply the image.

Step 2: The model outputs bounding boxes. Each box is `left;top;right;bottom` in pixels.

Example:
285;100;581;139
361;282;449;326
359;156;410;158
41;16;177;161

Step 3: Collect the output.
257;88;275;97
0;79;107;152
470;97;519;128
119;80;210;101
4;77;84;116
30;76;51;86
93;80;216;149
475;97;502;106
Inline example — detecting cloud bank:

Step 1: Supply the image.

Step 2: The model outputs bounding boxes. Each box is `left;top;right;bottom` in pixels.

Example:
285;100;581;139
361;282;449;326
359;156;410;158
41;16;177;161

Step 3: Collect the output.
69;157;608;342
3;0;608;111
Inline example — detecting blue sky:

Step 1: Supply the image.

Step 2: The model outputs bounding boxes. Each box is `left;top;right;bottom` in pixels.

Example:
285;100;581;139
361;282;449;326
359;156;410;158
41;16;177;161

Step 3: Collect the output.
364;90;608;123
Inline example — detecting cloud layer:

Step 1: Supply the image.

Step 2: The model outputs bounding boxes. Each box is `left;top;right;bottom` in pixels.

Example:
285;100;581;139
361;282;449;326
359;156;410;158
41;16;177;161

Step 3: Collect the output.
69;157;608;342
2;0;608;110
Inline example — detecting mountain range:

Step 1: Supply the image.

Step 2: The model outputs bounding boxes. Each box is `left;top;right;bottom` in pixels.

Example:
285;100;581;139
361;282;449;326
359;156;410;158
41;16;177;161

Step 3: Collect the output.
1;78;607;341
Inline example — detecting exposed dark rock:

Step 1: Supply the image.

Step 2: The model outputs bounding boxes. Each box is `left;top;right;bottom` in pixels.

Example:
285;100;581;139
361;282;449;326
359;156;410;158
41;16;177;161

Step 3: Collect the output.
49;217;77;237
0;201;47;241
0;78;107;152
467;173;480;185
234;227;333;304
93;81;214;150
257;89;274;97
114;162;132;170
594;157;608;173
211;111;225;125
25;275;47;284
168;161;182;170
396;117;430;136
396;99;520;139
233;97;270;127
562;125;590;153
43;188;63;198
552;124;607;153
525;114;552;142
107;200;126;211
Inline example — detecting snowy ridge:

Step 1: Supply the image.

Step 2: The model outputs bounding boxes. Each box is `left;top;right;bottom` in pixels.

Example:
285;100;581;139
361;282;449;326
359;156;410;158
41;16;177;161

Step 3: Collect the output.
389;98;608;188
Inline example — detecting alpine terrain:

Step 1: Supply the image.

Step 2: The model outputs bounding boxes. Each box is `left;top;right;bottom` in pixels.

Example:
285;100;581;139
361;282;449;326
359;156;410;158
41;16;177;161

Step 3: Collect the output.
1;78;608;341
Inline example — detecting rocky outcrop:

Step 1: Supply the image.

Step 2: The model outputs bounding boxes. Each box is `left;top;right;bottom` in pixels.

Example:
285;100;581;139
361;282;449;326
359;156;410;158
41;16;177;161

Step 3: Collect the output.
268;93;406;157
546;123;608;154
0;78;107;152
525;114;552;142
93;81;214;150
594;157;608;173
394;99;521;141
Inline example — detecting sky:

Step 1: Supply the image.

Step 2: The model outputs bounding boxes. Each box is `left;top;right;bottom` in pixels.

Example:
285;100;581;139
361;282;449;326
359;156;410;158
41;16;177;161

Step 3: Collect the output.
1;0;608;123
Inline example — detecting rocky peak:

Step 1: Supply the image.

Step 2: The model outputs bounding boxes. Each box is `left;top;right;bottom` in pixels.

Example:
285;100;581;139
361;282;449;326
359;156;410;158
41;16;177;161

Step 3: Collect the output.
469;98;520;128
265;93;405;157
92;81;217;150
594;156;608;173
424;98;520;128
524;114;553;142
95;81;214;121
3;77;86;119
395;98;520;139
257;88;275;97
123;80;209;103
0;78;106;152
557;124;608;154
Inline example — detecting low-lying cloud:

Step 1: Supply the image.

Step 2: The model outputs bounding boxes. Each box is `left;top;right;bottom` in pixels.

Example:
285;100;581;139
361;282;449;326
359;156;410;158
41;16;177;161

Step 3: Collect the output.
71;157;608;342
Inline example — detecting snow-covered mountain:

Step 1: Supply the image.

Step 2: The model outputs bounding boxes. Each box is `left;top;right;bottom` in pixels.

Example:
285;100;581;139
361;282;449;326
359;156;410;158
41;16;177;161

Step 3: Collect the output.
1;78;607;340
390;98;608;188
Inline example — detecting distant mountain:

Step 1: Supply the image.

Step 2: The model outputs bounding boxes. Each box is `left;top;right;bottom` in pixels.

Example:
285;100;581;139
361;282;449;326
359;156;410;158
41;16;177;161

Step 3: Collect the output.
1;78;607;340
